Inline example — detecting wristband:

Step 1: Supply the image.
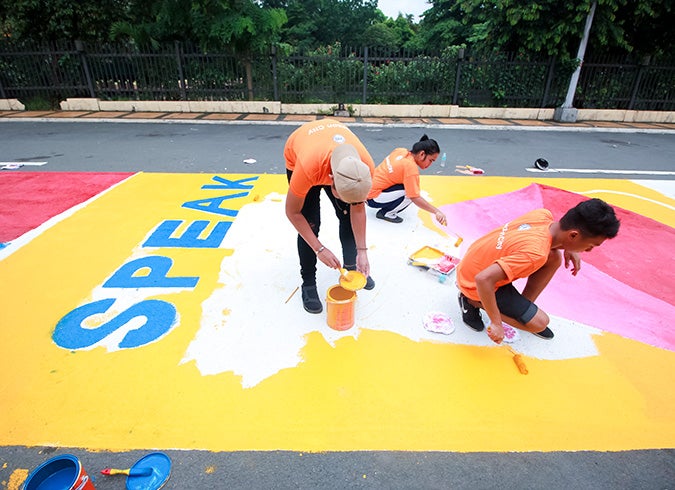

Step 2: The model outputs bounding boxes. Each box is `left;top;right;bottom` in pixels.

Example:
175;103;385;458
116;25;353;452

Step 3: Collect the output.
315;246;325;255
357;247;368;251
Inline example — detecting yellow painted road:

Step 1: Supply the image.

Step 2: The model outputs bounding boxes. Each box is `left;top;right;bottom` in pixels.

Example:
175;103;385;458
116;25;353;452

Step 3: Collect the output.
0;174;673;453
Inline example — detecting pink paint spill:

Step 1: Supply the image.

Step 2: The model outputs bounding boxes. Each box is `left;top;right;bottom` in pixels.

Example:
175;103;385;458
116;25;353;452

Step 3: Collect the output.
441;183;675;351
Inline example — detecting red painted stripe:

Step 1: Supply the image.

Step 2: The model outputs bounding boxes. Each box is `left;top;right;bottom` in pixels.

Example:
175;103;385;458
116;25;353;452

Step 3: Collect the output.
0;172;134;242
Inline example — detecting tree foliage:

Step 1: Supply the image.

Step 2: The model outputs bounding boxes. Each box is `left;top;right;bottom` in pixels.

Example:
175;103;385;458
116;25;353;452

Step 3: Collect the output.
419;0;674;59
1;0;672;59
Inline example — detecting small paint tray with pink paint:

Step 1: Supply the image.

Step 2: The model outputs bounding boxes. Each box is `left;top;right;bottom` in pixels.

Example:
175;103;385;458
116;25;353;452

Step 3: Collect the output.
407;246;460;283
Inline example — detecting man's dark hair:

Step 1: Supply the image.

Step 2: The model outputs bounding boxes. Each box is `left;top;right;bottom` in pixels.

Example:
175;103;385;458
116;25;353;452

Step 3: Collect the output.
560;198;620;238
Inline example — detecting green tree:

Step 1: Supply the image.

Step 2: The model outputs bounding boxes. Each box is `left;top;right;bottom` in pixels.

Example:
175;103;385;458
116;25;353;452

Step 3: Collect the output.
1;0;128;44
275;0;381;51
420;0;674;58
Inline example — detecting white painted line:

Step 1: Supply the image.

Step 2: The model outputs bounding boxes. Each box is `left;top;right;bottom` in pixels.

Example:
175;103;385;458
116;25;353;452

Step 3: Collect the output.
527;167;675;176
0;161;47;166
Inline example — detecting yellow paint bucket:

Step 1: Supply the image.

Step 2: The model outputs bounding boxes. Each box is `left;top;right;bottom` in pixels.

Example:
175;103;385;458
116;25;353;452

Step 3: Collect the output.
326;285;356;331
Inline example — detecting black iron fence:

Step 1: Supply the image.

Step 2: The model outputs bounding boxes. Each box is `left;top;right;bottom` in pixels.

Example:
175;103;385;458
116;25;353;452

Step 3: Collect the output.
0;40;673;111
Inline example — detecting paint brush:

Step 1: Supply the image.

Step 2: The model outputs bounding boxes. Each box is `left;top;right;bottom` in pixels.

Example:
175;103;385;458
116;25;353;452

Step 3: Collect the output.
101;467;153;476
285;286;299;304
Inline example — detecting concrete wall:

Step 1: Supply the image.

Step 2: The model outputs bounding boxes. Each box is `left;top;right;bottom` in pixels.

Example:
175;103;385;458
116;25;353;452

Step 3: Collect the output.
0;99;26;110
2;98;673;123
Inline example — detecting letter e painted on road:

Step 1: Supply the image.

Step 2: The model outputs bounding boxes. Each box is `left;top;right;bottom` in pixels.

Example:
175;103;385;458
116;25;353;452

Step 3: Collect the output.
144;220;232;248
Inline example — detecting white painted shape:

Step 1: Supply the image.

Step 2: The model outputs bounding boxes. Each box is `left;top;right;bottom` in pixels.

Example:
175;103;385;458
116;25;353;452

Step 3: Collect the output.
184;190;602;388
630;179;675;200
527;168;675;176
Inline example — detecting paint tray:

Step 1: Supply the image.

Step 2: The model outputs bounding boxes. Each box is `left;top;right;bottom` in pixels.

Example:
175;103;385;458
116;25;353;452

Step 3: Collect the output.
408;246;459;283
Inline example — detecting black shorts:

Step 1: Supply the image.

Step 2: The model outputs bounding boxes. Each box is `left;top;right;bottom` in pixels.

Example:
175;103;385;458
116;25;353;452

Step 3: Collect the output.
495;283;538;324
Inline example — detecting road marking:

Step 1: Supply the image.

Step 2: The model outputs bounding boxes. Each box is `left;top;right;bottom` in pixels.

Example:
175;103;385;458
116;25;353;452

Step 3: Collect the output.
0;161;47;165
581;189;675;212
527;167;675;176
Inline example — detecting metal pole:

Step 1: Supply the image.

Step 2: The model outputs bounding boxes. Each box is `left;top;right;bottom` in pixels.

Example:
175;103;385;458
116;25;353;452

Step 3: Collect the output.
452;48;465;105
561;1;597;108
271;44;278;101
75;40;96;98
175;41;186;100
541;56;556;107
628;55;649;110
362;46;368;104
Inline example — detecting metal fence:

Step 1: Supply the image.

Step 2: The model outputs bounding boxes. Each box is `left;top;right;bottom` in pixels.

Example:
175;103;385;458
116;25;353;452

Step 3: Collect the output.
0;40;673;111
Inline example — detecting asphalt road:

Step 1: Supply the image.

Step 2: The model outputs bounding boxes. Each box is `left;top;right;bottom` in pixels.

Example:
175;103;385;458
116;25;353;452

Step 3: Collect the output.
1;119;674;178
1;118;674;489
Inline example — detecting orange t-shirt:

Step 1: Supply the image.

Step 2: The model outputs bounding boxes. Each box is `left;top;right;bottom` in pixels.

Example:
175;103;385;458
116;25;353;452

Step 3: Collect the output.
367;148;421;199
284;119;375;198
456;209;554;301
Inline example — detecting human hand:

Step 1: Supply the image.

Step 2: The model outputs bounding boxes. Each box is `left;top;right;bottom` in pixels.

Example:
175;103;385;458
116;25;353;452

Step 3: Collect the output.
486;322;504;344
564;251;581;276
356;250;370;278
317;247;341;270
435;210;447;226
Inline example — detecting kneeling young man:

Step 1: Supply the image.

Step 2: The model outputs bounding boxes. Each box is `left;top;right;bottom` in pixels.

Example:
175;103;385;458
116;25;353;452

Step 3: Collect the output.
456;198;620;343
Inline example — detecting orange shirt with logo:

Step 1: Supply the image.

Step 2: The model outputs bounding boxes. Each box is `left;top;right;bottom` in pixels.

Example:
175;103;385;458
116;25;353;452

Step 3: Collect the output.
284;119;375;198
367;148;421;200
456;209;554;301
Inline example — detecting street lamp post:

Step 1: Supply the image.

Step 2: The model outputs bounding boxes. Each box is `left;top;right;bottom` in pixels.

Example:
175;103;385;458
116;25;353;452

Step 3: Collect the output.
554;1;597;122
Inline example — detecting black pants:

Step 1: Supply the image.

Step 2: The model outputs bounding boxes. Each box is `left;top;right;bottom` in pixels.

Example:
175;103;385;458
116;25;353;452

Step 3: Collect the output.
287;169;356;286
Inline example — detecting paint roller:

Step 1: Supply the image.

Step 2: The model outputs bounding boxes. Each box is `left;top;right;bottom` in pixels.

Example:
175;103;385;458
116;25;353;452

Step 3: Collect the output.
506;345;528;375
443;226;463;248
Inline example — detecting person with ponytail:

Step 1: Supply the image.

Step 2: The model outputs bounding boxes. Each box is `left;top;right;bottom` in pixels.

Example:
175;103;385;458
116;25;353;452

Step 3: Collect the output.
366;135;447;225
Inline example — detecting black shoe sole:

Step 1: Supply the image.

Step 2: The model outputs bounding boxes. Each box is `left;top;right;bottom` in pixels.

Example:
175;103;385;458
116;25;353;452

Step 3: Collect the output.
376;213;403;224
303;304;323;314
532;327;554;339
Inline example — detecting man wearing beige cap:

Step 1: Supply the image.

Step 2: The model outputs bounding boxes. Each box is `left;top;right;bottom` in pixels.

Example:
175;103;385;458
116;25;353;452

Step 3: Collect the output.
285;119;376;313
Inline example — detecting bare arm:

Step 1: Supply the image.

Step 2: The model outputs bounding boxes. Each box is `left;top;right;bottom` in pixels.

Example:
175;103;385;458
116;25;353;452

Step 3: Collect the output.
411;196;447;225
475;262;508;343
285;190;341;269
349;202;371;277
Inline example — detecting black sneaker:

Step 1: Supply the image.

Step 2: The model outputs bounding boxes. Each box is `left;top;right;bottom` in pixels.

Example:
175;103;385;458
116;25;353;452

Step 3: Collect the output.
376;209;403;224
532;327;554;339
301;285;323;314
458;292;485;332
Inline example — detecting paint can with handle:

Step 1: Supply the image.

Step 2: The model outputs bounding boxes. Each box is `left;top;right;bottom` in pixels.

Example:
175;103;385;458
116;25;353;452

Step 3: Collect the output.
326;285;356;331
23;454;96;490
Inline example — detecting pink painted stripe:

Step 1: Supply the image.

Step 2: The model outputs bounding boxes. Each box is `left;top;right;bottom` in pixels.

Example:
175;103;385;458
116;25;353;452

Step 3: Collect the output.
441;183;675;351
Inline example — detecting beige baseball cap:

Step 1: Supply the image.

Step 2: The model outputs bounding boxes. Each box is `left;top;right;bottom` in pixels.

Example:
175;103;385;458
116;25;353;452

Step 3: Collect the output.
330;144;372;203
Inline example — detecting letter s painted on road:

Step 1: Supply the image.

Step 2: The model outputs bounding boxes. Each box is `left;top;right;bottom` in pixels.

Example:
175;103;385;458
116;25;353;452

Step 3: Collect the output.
52;298;177;350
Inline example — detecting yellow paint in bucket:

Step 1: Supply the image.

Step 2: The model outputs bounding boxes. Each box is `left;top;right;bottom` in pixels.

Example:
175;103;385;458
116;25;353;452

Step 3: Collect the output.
326;285;356;331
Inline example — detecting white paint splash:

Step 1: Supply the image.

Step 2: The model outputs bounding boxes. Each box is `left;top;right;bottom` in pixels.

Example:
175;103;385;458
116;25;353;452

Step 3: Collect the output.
182;191;602;388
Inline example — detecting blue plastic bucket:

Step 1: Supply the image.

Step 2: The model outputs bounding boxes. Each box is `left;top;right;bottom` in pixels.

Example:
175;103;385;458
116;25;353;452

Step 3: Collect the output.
23;454;95;490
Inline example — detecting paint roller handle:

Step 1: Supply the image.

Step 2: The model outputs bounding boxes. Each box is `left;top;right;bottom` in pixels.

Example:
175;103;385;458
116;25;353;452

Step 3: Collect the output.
486;323;504;344
101;467;153;476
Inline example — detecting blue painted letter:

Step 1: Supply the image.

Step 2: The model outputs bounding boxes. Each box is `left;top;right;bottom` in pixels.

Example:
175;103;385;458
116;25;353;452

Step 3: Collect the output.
201;176;258;190
103;256;199;288
143;220;231;248
53;298;177;349
182;192;247;217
